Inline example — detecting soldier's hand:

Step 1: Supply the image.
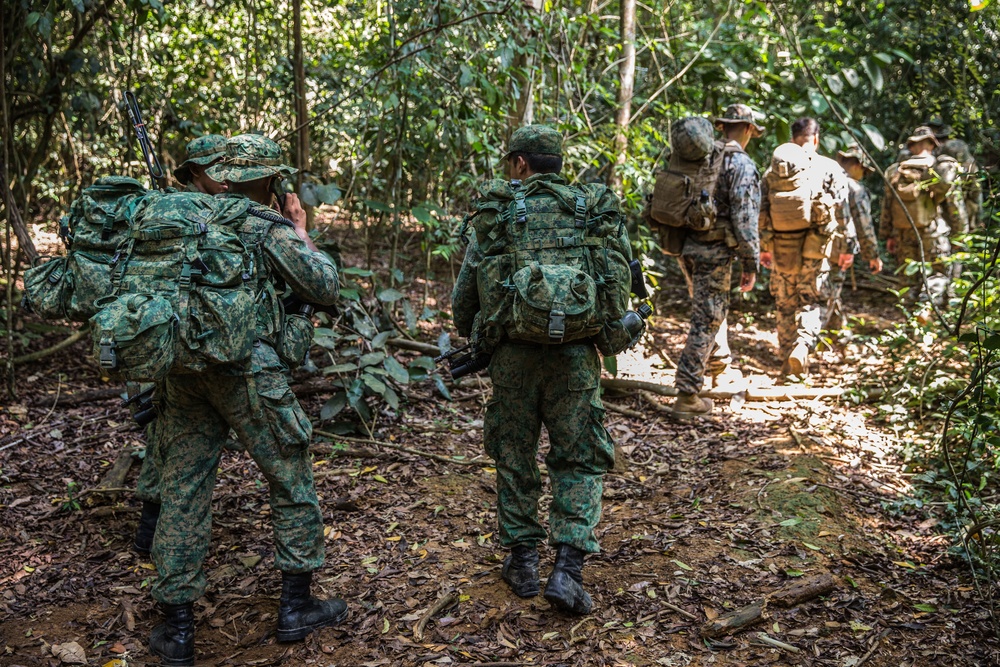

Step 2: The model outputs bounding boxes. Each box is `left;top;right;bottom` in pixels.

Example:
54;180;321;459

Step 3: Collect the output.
281;194;320;252
760;251;773;269
740;271;756;292
869;257;883;274
886;238;897;254
838;253;855;271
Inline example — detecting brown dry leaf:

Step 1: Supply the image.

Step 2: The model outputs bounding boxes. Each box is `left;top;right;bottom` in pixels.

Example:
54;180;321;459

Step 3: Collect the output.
50;641;86;664
703;606;719;621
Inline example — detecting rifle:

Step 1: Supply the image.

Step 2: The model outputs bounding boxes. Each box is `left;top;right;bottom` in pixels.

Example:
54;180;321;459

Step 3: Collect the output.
435;343;491;380
123;90;165;189
122;385;157;428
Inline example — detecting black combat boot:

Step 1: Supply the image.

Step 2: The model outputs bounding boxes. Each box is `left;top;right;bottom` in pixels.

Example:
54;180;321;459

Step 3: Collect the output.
501;545;540;597
543;544;593;615
148;602;195;666
277;571;349;642
133;501;161;555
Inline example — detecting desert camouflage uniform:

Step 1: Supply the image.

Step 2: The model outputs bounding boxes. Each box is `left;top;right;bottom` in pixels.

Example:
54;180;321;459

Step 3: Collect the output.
150;189;339;604
880;154;966;307
452;170;623;554
760;155;856;360
674;142;760;395
827;178;879;328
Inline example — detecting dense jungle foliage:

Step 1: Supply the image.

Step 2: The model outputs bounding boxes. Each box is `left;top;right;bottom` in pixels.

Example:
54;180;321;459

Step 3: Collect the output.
3;0;999;616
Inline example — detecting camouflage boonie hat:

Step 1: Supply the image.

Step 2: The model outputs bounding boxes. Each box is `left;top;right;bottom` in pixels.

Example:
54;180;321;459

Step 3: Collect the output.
906;126;940;147
503;125;562;159
836;143;875;173
713;104;764;136
173;134;228;184
206;134;297;183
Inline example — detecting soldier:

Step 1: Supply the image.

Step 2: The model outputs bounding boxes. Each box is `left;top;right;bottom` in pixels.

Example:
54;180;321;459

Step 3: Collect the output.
147;135;345;665
132;134;230;556
880;126;966;310
172;134;228;194
452;125;627;615
928;117;982;223
670;104;762;416
759;117;856;378
828;144;883;330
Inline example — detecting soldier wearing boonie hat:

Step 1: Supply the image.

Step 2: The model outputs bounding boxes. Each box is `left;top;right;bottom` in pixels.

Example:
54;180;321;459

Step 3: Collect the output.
173;134;228;194
206;133;299;183
713;104;765;137
829;143;883;330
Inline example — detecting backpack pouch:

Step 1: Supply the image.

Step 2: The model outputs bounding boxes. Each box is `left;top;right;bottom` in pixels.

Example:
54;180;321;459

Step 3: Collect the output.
67;251;115;321
509;263;600;344
277;313;314;369
178;286;256;372
771;233;806;273
90;293;177;382
22;257;72;320
769;189;813;231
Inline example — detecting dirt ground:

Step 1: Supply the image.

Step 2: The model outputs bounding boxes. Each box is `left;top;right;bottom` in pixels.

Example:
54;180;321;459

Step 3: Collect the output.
1;243;998;666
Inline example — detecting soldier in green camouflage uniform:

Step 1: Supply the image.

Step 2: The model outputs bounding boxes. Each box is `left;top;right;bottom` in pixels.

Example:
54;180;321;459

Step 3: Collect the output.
880;126;967;310
452;125;623;615
132;133;231;556
827;144;883;330
928;117;982;224
172;134;228;194
759;118;857;378
146;135;346;666
670;104;762;416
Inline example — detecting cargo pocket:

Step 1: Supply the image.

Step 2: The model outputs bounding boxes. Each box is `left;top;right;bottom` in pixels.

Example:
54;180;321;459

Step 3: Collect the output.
801;229;834;261
277;314;314;368
22;257;73;320
772;233;805;272
255;371;312;457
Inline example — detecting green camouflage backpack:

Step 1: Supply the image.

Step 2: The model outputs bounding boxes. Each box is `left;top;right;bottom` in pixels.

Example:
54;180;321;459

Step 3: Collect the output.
469;177;630;349
22;176;147;321
89;191;260;382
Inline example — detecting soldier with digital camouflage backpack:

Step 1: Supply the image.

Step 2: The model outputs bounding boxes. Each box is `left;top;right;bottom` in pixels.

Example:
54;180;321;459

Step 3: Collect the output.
645;104;762;416
759;117;857;379
880;125;967;312
89;134;345;665
452;125;644;616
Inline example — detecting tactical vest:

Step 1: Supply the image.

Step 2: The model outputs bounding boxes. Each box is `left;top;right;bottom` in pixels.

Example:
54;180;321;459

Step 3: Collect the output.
689;142;747;245
468;176;630;349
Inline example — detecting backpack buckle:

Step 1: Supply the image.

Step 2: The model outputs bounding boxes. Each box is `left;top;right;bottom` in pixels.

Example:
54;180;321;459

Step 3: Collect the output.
574;194;587;229
99;340;119;370
548;309;566;342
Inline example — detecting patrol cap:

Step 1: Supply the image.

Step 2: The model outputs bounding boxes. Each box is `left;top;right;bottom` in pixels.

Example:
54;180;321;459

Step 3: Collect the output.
206;134;298;183
906;126;940;147
173;134;228;185
503;124;563;159
713;104;764;136
836;143;875;173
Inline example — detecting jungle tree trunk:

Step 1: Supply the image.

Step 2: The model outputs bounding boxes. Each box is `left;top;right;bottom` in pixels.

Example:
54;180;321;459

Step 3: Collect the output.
292;0;314;229
609;0;636;190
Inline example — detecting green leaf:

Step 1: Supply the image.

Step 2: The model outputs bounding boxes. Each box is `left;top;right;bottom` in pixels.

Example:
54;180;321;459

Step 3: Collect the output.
320;393;347;420
779;518;802;527
26;11;40;27
409;356;436;371
807;89;829;113
382;386;400;410
842;67;860;88
785;569;804;577
322;362;357;374
433;374;452;400
346;378;365;408
299;182;320;207
339;288;361;301
364;199;392;213
316;183;342;205
913;603;937;613
371;331;392;349
861;124;886;151
873;52;893;64
362;372;387;394
824;73;843;94
378;288;405;303
603;355;618;376
802;542;822;551
359;351;386;367
411;205;433;224
384;356;410;384
342;267;373;277
671;559;693;571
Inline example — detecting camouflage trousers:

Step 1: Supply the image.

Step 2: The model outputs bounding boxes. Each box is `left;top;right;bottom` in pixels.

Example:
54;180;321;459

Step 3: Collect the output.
826;267;847;330
484;341;615;554
892;231;952;308
151;344;324;605
135;421;161;504
675;241;734;395
770;258;832;361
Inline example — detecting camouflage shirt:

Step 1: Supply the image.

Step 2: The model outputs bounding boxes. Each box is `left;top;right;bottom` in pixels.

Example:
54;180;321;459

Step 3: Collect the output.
218;195;340;344
713;141;761;274
846;178;879;261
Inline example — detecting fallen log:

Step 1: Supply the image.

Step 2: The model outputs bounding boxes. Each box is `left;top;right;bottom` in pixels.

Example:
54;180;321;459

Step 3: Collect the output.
13;327;90;365
699;572;836;638
88;447;135;504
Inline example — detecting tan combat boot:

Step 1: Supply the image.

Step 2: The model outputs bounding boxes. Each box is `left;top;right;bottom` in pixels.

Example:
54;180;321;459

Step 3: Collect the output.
671;392;713;416
782;343;810;378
